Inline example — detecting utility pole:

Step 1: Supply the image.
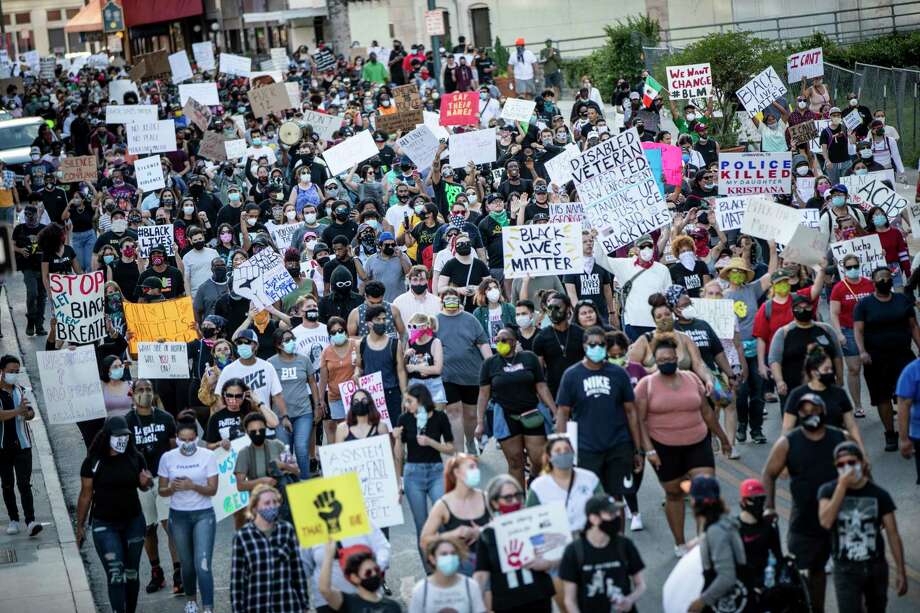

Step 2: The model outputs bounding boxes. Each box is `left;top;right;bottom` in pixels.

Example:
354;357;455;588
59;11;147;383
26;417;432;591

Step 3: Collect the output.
427;0;442;90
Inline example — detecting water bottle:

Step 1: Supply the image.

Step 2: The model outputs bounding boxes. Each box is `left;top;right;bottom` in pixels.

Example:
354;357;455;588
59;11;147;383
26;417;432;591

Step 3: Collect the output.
764;551;776;589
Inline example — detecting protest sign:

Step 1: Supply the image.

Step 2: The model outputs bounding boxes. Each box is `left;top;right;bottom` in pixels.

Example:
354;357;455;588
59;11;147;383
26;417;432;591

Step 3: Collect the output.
301;109;340;141
502;223;582;279
375;109;424;134
233;248;297;309
270;47;290;71
397;125;439;170
168;51;193;83
718;152;792;195
425;9;446;36
197;131;227;162
127;119;177;155
666;63;713;99
123;297;198;354
338;372;391;427
135;50;170;77
212;436;251;522
544;144;580;187
907;201;920;240
571;128;670;253
781;225;826;267
392;84;423;112
440;91;479;125
285;81;301;108
845;177;907;219
794;177;815;205
737;66;786;116
269;222;304;251
501;98;537;122
224;139;247;160
645;148;665;196
787;47;823;83
808;119;830;154
36;345;106;425
641;142;682;185
549;201;584;223
448;128;497;167
319;436;402;528
313;47;336;72
422;110;450;140
492;502;572;573
39;57;56;80
137;342;190;379
250;82;294;118
689;299;736;339
22;50;40;72
105;103;157;126
49;271;105;343
108;79;138;104
843;109;862;131
800;208;821;229
789;120;817;147
178;82;220;106
288;473;370;547
830;234;886;278
135;155;165;193
182;96;212;132
219;53;251;77
840;171;896;210
137;224;174;258
322;130;378;176
740;197;800;243
192;41;215;71
59;156;97;184
714;197;750;231
663;546;705;613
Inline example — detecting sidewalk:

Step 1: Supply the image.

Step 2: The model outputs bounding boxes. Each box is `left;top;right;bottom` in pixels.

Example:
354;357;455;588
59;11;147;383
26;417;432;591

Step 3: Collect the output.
0;285;95;612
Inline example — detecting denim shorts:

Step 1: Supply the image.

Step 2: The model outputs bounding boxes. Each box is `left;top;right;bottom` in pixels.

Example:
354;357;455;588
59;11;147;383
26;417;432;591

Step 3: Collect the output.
409;377;448;404
328;399;346;420
491;400;553;440
841;327;859;357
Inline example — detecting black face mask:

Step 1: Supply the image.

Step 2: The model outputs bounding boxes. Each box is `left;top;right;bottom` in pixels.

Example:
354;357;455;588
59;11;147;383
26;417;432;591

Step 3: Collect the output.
548;308;567;324
410;283;427;295
371;322;387;336
793;309;813;323
192;240;205;250
201;327;217;339
456;243;472;256
334;282;351;294
248;429;266;446
875;279;893;295
382;245;395;256
335;209;349;221
286;266;300;277
599;517;620;536
744;497;766;520
352;398;371;416
818;372;836;387
212;268;228;283
359;574;382;592
305;309;320;322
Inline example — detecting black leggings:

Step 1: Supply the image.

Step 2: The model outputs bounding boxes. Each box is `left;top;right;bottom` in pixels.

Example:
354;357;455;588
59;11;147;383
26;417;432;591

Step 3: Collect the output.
0;447;34;523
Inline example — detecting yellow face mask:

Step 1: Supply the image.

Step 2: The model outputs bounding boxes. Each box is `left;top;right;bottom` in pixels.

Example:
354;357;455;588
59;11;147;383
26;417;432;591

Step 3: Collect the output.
773;281;791;297
496;341;513;357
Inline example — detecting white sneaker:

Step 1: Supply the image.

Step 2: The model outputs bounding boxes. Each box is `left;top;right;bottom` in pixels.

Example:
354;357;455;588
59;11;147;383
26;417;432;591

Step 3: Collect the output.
623;504;632;520
674;544;689;558
27;521;43;537
630;513;644;531
184;601;199;613
6;521;20;535
729;447;741;460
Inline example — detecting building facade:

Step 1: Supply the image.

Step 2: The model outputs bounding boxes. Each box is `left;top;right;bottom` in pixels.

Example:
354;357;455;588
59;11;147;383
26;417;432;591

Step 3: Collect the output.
1;0;88;57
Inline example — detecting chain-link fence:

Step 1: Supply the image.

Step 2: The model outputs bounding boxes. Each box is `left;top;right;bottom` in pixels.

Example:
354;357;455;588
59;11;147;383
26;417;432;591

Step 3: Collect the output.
851;63;920;166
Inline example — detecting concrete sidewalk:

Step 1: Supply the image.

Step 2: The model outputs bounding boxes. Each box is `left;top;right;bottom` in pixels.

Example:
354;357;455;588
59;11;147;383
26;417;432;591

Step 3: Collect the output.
0;284;96;612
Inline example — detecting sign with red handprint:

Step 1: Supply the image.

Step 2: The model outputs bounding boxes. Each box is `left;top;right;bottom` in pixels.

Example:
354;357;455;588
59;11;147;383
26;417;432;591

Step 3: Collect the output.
491;501;572;574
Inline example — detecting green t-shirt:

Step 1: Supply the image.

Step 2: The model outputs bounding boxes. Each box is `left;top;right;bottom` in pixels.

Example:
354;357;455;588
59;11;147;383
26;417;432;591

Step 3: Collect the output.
540;47;561;74
361;61;389;84
673;115;710;143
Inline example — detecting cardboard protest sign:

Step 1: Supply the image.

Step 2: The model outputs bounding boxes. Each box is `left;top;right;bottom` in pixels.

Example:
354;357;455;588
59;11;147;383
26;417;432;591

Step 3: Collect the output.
830;234;886;278
501;98;537;122
718;152;792;195
714;197;750;231
108;79;138;104
641;142;682;185
183;96;212;132
789;120;817;147
845;177;908;219
907;200;920;240
127;119;177;155
549;201;584;223
544;144;580;187
807;119;829;154
492;502;572;573
739;197;800;243
285;81;301;108
249;82;294;118
49;271;105;343
197;130;227;162
212;436;251;522
288;473;370;547
135;155;165;193
392;84;423;112
737;66;786;116
787;47;823;83
439;91;479;126
376;109;424;134
105;103;157;126
233;248;297;309
137;342;190;379
689;299;736;339
59;156;97;184
781;225;826;266
571;128;670;253
269;222;304;251
319;435;403;528
397;125;439;170
137;225;174;258
168;51;193;83
178;82;219;106
338;372;391;427
135;50;170;77
502;223;582;279
192;41;215;71
666;63;713;99
39;57;56;80
322;130;379;176
224;139;247;160
448;128;497;167
36;345;106;425
219;53;251;78
303;109;341;141
843;109;862;132
123;297;199;355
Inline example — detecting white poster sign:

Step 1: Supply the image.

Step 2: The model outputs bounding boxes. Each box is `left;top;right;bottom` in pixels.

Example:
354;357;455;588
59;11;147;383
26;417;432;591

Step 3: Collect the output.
422;110;450;141
137;225;175;258
338;372;392;427
105;103;157;126
781;225;826;266
448;128;497;167
500;98;537;123
846;177;908;219
830;234;886;278
178;82;220;106
49;271;106;343
787;47;824;83
739;197;801;244
690;298;736;339
36;346;106;425
137;342;190;379
663;546;704;613
502;222;582;279
843;109;862;131
135;155;165;193
666;63;713;99
192;42;216;71
544;144;580;187
269;222;304;252
109;79;139;104
491;502;572;573
219;53;251;77
302;109;340;141
907;200;920;240
224;139;247;160
714;197;751;231
233;248;297;309
127;119;177;155
736;66;786;117
322;130;379;176
285;81;301;108
168;51;193;83
212;436;251;522
549;201;584;224
397;125;439;171
718;152;792;196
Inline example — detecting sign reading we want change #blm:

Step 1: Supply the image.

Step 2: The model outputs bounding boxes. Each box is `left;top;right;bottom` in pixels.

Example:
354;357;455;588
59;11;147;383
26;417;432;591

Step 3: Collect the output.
570;127;670;253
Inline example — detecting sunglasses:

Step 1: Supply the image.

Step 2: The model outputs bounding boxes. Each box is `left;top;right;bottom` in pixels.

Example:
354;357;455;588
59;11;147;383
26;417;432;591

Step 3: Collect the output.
247;429;266;437
845;265;860;271
134;387;153;393
224;393;244;399
236;340;253;346
836;460;859;469
585;342;605;349
497;492;524;502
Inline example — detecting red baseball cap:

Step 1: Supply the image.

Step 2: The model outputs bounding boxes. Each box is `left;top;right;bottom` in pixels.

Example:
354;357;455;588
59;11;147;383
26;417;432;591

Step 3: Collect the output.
739;478;766;498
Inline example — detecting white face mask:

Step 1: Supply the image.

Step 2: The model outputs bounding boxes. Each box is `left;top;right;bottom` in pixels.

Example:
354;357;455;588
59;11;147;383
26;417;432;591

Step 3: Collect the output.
849;98;858;106
285;210;297;221
304;213;317;224
246;217;257;226
110;435;129;454
796;166;809;176
111;219;128;233
486;288;501;303
797;101;807;110
2;372;20;386
639;247;654;262
678;251;696;270
686;113;696;122
680;305;697;320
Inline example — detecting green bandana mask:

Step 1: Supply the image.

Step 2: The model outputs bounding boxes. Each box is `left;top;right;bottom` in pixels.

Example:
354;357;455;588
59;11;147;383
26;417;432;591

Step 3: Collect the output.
489;210;509;227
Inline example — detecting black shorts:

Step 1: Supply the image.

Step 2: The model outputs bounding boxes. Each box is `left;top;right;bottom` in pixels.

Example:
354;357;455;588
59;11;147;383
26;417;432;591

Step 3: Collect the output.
578;442;637;496
788;531;831;572
650;434;715;482
444;382;479;405
500;412;548;440
864;351;914;406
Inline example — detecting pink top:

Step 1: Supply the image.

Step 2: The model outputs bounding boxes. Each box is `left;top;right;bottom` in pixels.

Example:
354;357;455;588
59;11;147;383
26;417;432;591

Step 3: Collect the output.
103;381;133;418
634;370;707;446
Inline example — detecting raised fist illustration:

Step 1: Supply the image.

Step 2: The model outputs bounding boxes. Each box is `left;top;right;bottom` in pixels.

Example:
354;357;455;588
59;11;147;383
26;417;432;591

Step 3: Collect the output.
314;490;343;533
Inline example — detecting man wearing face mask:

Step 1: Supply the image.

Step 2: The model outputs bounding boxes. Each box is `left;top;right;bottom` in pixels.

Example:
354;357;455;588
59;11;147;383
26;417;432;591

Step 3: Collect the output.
846;92;873;138
736;479;783;598
39;170;68;223
137;245;185;301
762;393;847;613
363;232;412;303
234;412;299;498
193;258;230;323
478;85;501;127
12;205;47;336
820;107;853;182
322;236;364;292
321;203;360;246
217;185;246;228
320;266;363;324
23;146;52;196
392;266;441;322
182;227;219;299
245;128;277;166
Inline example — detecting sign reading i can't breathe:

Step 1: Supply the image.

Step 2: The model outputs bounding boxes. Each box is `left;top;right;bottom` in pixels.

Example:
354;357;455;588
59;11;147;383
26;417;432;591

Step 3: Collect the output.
502;222;582;279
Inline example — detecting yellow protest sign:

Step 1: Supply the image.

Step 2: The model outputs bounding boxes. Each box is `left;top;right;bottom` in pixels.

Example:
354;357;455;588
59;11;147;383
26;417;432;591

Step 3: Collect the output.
123;297;199;354
287;473;370;548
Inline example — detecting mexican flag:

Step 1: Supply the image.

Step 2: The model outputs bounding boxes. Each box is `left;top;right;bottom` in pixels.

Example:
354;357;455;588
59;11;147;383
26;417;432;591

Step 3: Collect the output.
642;76;663;107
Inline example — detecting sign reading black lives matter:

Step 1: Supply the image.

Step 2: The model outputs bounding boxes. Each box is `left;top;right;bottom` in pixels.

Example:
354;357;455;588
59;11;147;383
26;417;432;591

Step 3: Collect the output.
233;248;297;310
570;127;671;253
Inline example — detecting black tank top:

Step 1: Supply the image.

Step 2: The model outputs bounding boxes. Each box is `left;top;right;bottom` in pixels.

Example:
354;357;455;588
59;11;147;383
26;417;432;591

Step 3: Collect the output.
786;426;846;535
408;337;437;380
345;423;379;441
440;495;491;534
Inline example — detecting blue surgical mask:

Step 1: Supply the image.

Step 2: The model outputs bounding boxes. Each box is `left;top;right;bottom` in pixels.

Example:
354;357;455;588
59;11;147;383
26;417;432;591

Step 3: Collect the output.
237;344;254;359
854;168;868;176
103;254;115;265
252;138;262;146
283;340;296;354
331;331;347;345
585;345;606;363
845;267;861;280
831;195;846;208
463;467;481;488
436;553;460;576
873;214;887;227
109;367;124;380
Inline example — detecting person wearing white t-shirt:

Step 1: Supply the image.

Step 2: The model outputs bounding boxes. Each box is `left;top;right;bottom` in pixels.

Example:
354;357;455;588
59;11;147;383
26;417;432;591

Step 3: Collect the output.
392;266;442;324
157;412;218;613
409;537;486;613
292;295;329;375
478;87;501;127
216;330;287;414
508;38;538;99
182;227;220;298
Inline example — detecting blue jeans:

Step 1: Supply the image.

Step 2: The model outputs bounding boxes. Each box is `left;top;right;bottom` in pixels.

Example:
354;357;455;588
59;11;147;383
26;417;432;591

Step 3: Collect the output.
70;228;96;273
287;413;314;477
169;508;216;606
21;269;46;326
92;513;146;613
403;462;444;565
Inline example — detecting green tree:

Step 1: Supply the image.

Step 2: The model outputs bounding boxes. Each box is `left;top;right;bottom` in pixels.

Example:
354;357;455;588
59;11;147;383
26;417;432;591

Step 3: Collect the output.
493;37;510;77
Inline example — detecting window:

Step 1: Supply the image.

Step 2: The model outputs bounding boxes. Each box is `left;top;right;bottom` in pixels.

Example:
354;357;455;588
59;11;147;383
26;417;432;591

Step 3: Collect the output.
2;15;9;27
67;32;86;53
49;28;66;54
47;10;62;21
16;31;33;53
66;9;81;19
15;13;30;25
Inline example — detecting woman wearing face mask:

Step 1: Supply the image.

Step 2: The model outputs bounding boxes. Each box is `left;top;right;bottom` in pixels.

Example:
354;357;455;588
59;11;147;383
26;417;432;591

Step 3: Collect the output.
75;416;154;613
819;183;867;244
196;339;236;416
0;356;41;538
472;278;515;347
229;484;309;613
98;244;119;277
437;233;490;312
345;164;385;204
335;388;392;443
829;254;873;419
801;174;833;209
866;204;910;287
404;313;447;407
318;316;358;447
157;410;219;613
73;355;133;448
410;537;486;613
669;235;712;298
214;222;238;265
288;164;322;213
868;118;906;179
67;189;97;272
473;475;556;612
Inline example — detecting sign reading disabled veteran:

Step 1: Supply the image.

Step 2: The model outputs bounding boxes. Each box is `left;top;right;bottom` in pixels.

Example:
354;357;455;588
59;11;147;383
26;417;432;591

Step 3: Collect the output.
288;473;370;548
830;234;886;278
739;197;800;244
59;155;97;183
233;248;297;310
123;297;198;354
737;66;786;116
36;345;106;425
787;47;823;83
666;63;712;99
502;222;582;279
49;271;105;343
718;152;792;195
571;128;670;253
322;130;378;176
439;91;479;126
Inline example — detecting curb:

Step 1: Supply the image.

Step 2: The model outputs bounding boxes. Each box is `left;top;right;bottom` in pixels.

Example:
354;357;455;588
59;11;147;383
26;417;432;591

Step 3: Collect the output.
1;286;97;612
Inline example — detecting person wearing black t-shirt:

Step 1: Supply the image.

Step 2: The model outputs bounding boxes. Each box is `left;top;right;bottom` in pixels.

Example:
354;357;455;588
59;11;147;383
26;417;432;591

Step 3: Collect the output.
692;124;719;166
136;245;185;301
322;236;364;292
319;541;402;613
532;294;585;396
497;160;534;203
204;381;255;448
820;108;852;182
93;211;138;257
437;235;490;313
564;232;616;325
518;181;551;224
737;478;783;595
39;179;68;223
12;205;46;335
669;236;711;298
321;203;359;246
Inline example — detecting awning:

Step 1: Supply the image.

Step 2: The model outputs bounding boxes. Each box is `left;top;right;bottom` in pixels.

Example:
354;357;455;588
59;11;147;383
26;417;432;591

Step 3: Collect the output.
242;7;327;25
242;11;285;25
65;0;103;34
122;0;203;28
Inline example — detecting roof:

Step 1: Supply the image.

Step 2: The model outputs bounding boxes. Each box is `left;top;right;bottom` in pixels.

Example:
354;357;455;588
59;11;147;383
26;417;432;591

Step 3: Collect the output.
65;0;102;34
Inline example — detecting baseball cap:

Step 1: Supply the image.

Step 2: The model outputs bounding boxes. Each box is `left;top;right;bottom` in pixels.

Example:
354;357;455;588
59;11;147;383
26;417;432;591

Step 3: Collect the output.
235;329;258;343
830;183;848;195
770;268;793;284
682;475;720;503
794;392;826;411
378;231;395;242
829;106;842;115
104;415;131;437
792;293;811;306
636;234;654;248
739;479;766;498
584;494;620;517
629;92;640;100
139;277;162;290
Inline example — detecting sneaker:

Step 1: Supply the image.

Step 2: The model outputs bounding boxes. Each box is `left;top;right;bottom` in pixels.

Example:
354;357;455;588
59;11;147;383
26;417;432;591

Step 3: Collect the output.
183;601;199;613
674;544;688;558
736;425;747;443
33;326;47;336
173;567;183;595
729;447;741;460
630;513;644;531
146;565;165;594
465;439;478;456
382;577;392;596
623;505;633;520
751;431;767;445
884;431;898;452
711;437;721;453
25;322;34;337
854;407;866;418
6;520;20;535
27;521;42;537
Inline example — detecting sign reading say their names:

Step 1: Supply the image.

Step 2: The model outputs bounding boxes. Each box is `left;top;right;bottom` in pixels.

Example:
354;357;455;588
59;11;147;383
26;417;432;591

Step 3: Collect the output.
439;91;479;126
500;98;537;122
718;151;792;196
666;63;713;99
689;299;736;339
448;128;497;167
137;342;190;379
127;119;177;155
137;224;174;258
492;502;572;573
714;197;750;231
233;248;297;309
105;103;157;126
59;156;97;183
830;234;886;278
135;155;165;193
787;47;823;83
739;197;801;244
49;271;105;343
36;345;107;425
502;222;582;279
737;66;786;117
